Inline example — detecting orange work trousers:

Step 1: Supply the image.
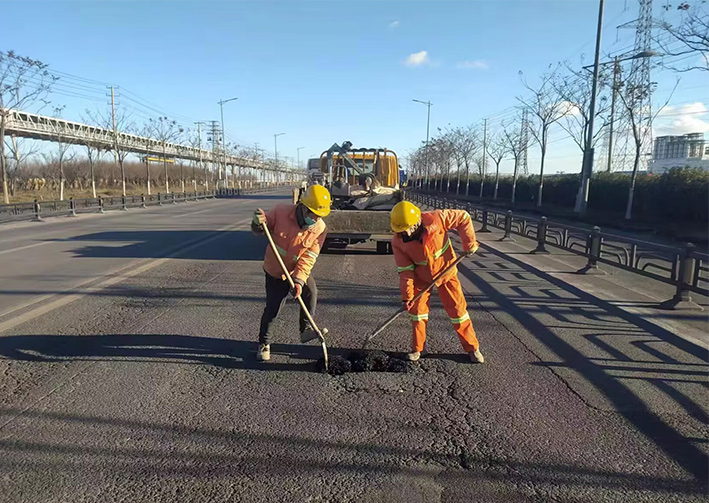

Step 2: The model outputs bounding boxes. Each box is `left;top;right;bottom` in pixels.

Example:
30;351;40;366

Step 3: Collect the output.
407;275;479;353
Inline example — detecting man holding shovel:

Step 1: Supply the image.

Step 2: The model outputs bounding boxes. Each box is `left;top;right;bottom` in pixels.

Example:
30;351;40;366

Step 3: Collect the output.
390;201;484;363
251;185;332;361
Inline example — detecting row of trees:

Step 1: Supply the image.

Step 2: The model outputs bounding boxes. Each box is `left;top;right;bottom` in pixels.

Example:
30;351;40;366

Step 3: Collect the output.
0;51;296;205
408;1;707;220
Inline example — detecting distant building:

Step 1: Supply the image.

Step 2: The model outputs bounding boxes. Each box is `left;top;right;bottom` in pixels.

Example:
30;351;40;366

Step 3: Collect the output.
649;133;709;174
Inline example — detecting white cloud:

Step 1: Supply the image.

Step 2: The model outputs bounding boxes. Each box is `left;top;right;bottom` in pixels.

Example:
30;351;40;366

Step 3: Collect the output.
404;50;429;67
557;100;582;116
655;102;709;135
389;20;399;30
456;60;489;70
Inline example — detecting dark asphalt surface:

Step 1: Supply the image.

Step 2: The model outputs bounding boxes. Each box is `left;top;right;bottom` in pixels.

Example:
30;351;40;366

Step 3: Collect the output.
0;191;706;502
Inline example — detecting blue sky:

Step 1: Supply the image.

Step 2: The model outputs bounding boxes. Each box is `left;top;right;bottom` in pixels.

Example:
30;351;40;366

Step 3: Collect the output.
2;0;707;174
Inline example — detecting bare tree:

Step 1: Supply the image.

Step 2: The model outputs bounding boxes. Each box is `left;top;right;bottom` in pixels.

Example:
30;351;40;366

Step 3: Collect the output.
501;117;528;204
46;106;74;201
5;136;40;196
657;2;709;72
82;110;108;198
0;50;57;203
148;117;184;194
554;63;612;171
88;107;135;196
617;76;677;220
518;64;569;206
486;132;510;200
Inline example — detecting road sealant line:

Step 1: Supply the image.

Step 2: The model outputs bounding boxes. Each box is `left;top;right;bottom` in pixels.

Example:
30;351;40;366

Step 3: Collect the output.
0;218;251;335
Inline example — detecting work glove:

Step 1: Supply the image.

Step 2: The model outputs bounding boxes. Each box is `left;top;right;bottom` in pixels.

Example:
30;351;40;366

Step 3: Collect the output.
464;242;480;256
291;280;304;299
252;209;266;230
402;299;414;311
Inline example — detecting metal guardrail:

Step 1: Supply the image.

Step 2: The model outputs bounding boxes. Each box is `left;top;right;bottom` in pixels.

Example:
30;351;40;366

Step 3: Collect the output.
0;184;292;224
407;191;709;310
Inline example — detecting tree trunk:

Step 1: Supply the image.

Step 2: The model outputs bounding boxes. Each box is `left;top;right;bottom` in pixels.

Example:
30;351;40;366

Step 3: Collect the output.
456;161;461;195
537;137;546;207
59;158;65;201
163;144;170;194
119;157;126;197
494;161;500;200
625;145;641;220
89;157;97;198
0;112;9;204
511;158;519;204
464;160;470;197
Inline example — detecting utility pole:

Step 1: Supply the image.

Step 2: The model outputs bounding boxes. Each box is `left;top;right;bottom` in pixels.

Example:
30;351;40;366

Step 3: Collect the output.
109;85;126;197
274;133;285;187
479;118;488;198
208;121;222;188
413;99;432;189
195;121;205;191
218;97;238;189
607;56;620;172
576;0;605;215
297;146;305;170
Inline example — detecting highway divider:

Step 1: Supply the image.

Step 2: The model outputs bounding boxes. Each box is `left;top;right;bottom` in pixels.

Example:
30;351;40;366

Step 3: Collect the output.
0;184;293;224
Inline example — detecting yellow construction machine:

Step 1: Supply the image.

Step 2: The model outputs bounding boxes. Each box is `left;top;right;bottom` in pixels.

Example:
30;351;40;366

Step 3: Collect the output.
295;141;403;254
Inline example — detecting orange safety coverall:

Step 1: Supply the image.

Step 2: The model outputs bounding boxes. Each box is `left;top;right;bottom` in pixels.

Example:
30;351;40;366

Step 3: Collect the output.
262;204;327;284
392;209;479;353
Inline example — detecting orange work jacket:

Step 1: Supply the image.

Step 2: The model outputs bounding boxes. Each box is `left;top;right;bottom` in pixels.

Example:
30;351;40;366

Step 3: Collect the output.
392;209;477;301
262;204;327;283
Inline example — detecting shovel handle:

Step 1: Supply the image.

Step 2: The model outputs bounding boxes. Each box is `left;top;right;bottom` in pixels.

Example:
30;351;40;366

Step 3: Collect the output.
261;222;324;338
363;244;477;348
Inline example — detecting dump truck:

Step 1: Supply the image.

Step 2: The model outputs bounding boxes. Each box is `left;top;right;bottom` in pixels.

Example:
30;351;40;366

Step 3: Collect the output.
295;142;403;254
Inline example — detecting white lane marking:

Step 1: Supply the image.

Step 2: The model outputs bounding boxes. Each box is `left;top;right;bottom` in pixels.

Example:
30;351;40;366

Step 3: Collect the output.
0;218;252;334
0;241;53;256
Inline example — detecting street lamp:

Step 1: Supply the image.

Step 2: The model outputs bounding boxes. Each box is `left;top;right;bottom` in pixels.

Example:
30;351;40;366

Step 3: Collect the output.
413;99;432;190
218;97;238;189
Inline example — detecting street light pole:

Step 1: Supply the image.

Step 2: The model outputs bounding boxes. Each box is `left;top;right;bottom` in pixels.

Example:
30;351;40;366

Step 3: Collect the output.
218;97;238;189
413;99;432;190
576;0;605;216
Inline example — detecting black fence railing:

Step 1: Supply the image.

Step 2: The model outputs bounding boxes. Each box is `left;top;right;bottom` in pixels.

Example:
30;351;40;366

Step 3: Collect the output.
0;184;297;224
407;191;709;310
0;191;218;224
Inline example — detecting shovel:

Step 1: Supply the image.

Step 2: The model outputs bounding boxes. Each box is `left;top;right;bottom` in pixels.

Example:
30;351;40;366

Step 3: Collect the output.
362;242;478;349
261;222;329;371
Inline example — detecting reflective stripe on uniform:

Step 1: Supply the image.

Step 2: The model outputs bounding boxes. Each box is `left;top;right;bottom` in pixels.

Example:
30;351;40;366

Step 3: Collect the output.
450;312;470;324
305;250;318;259
397;264;415;273
434;239;452;259
408;313;429;322
415;260;428;266
462;212;470;220
275;244;287;257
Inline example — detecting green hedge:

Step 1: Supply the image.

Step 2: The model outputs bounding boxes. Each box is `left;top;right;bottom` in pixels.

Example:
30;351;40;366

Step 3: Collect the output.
421;168;709;221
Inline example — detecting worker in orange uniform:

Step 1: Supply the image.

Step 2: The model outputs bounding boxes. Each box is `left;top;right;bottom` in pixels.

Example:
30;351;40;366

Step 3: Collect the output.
390;201;484;363
251;185;332;361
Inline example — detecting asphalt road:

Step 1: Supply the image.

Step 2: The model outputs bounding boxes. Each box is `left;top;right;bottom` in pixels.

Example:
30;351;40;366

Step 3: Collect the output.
0;192;706;502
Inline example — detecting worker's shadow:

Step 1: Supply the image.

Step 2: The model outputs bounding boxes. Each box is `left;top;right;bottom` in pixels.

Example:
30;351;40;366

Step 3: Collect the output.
0;334;330;373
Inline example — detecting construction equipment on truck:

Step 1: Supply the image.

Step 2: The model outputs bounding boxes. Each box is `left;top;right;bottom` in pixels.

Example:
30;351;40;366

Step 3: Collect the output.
294;141;403;254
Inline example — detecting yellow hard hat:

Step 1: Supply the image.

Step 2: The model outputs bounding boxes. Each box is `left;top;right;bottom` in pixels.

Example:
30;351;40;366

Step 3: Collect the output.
390;201;421;233
300;184;332;217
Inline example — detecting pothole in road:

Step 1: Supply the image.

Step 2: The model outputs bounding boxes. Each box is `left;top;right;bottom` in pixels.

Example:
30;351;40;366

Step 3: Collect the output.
315;350;417;376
